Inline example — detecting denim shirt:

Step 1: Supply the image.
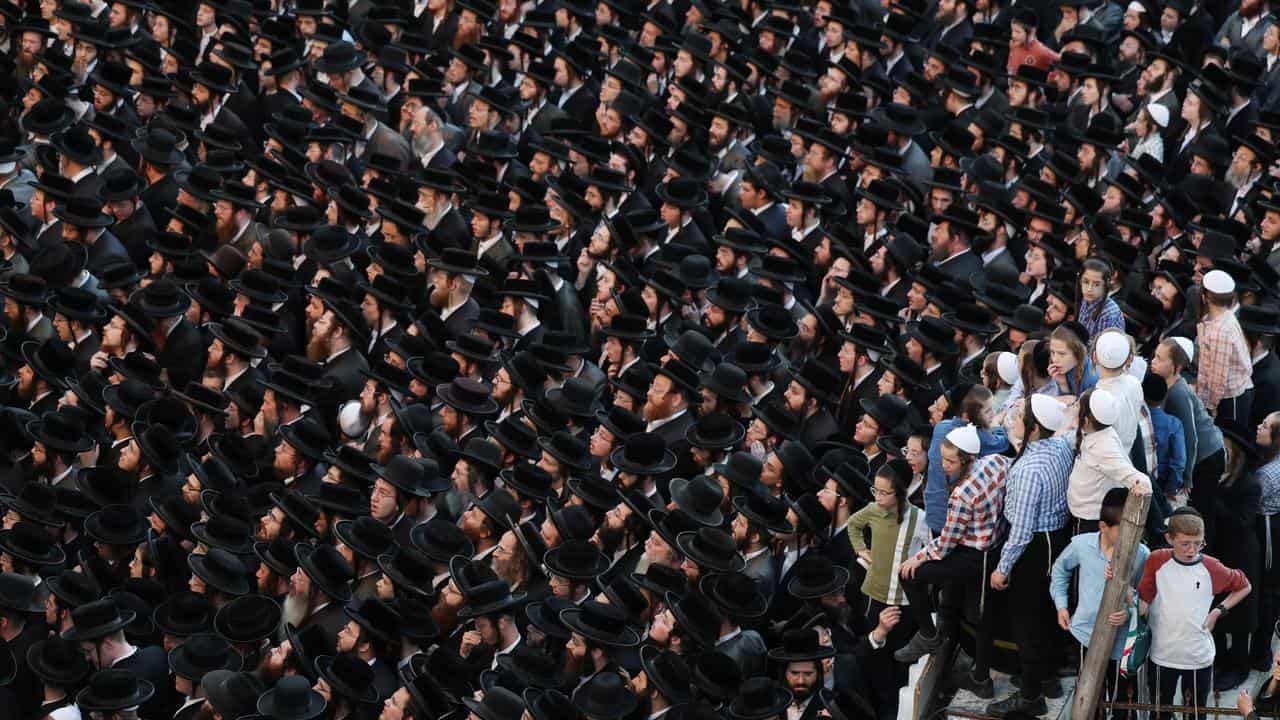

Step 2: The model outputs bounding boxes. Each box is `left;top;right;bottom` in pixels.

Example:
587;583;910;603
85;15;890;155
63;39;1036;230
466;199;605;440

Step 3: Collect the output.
925;418;1010;532
1050;532;1150;660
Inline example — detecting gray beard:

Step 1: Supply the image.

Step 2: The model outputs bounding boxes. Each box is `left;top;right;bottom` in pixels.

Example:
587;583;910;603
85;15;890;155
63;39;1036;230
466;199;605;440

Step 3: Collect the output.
1226;167;1255;191
411;131;435;156
282;592;310;627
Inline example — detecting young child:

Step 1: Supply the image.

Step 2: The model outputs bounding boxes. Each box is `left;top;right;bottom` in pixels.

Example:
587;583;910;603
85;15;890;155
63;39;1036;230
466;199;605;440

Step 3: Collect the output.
1051;488;1150;711
1139;507;1252;719
1077;258;1124;343
1196;269;1254;427
1143;373;1186;520
849;460;929;610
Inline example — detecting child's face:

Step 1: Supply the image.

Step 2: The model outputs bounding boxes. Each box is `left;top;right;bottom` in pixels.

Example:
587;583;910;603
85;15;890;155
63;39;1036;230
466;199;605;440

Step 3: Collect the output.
1099;521;1120;546
1166;532;1205;562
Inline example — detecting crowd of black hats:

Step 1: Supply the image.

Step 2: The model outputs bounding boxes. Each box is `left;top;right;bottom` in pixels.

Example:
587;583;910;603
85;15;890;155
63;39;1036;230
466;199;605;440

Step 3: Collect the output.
1;0;1280;717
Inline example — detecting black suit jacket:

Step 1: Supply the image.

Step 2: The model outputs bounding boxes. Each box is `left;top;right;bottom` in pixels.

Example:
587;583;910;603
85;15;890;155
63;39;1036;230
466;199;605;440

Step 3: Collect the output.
115;644;175;720
1251;351;1280;430
112;202;157;269
428;208;471;252
323;346;371;403
934;249;983;284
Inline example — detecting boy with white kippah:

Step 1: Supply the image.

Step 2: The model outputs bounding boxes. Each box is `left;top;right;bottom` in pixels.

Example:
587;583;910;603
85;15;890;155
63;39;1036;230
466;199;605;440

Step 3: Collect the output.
985;394;1075;715
893;423;1010;697
1092;329;1158;478
1197;269;1254;428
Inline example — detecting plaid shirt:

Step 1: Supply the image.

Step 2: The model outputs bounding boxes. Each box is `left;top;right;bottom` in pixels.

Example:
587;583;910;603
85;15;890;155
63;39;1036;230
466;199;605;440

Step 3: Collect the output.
996;437;1073;575
1196;310;1253;410
1078;296;1124;343
919;454;1010;562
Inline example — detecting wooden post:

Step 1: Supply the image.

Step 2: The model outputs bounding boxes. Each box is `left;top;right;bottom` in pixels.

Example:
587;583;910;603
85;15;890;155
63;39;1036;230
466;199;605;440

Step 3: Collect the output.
1071;491;1151;720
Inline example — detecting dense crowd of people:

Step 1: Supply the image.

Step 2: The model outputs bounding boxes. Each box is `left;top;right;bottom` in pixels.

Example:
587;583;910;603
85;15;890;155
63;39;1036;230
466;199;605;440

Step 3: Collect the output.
3;0;1280;718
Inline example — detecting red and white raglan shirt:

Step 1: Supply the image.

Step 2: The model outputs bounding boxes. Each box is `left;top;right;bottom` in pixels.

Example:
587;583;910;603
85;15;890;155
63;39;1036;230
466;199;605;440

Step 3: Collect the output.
1138;549;1250;670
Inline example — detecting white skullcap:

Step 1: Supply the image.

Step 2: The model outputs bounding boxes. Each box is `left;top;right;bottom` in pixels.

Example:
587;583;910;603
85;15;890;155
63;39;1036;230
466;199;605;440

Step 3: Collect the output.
946;423;981;455
1127;0;1147;12
1095;331;1131;370
338;400;369;438
1203;269;1235;295
0;162;14;175
1030;394;1066;432
996;352;1019;386
1146;103;1170;128
1171;336;1195;363
1128;356;1148;379
1090;389;1120;427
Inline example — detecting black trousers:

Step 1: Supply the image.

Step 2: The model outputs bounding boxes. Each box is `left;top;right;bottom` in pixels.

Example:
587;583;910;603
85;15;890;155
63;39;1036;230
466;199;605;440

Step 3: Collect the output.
1148;663;1212;720
1008;528;1071;697
901;546;995;677
1188;449;1226;551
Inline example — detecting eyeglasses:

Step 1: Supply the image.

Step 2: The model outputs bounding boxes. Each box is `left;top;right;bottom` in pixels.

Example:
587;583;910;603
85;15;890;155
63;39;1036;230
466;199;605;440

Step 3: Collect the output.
871;487;895;498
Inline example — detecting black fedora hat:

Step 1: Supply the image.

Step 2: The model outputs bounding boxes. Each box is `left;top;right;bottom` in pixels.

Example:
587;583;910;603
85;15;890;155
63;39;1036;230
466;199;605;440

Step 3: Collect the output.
732;488;794;535
767;627;837;661
713;451;763;492
295;544;353;602
375;548;436;601
784;555;850;600
559;599;642;647
152;591;213;638
315;653;380;705
0;521;64;566
669;475;725;527
212;594;281;644
168;633;242;680
0;572;41;614
28;636;92;686
190;514;253;555
3;483;65;529
701;570;767;619
188;548;252;597
543;539;609;580
609;432;676;476
257;675;326;720
537;431;592;472
572;670;638;720
410;516;474;563
76;669;154;712
676;527;743;572
66;598;136;641
84;504;148;546
727;677;793;720
499;461;555;501
332;516;394;561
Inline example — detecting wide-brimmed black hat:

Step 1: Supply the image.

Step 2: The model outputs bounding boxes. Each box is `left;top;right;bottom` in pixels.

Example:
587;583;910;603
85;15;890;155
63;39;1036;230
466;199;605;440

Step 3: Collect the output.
295;544;354;602
543;539;609;580
315;653;379;705
152;591;213;639
28;636;92;687
168;633;242;680
676;527;744;572
410;516;474;563
77;669;155;712
188;549;252;597
784;555;850;600
0;572;41;614
767;627;838;661
212;594;281;644
559;600;642;647
0;521;64;566
732;488;794;535
608;432;676;475
727;677;793;720
537;431;592;471
84;505;148;546
257;675;326;720
701;570;768;619
66;598;137;641
332;516;395;562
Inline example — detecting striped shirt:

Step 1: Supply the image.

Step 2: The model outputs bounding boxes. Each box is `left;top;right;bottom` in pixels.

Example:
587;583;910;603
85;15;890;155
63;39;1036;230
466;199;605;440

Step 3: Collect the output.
1196;310;1254;410
1260;458;1280;515
996;437;1073;575
918;454;1010;561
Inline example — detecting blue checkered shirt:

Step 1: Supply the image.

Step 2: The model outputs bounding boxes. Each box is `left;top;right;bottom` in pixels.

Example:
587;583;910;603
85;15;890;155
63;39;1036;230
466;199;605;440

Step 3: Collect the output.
996;436;1074;575
1078;296;1125;343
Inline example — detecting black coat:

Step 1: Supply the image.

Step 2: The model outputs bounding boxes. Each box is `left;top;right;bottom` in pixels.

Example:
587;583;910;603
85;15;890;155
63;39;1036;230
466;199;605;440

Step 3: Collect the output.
1251;351;1280;430
322;346;371;404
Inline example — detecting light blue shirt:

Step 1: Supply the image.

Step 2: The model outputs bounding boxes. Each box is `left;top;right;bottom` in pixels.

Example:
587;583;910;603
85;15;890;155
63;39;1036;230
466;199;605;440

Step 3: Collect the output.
1050;532;1150;660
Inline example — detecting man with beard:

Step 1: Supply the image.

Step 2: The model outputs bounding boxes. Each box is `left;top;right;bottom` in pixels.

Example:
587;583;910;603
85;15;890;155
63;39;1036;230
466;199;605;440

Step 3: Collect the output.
927;0;973;52
406;103;456;172
93;167;153;270
704;277;749;353
708;103;751;176
1138;51;1182;121
210;181;267;257
1225;134;1271;216
3;274;54;346
427;248;485;337
929;206;983;283
781;651;824;719
712;227;764;282
1215;0;1271;57
270;416;329;496
356;275;409;362
460;489;519;566
644;360;699;483
286;544;354;650
54;196;130;278
310;299;370;404
783;360;840;448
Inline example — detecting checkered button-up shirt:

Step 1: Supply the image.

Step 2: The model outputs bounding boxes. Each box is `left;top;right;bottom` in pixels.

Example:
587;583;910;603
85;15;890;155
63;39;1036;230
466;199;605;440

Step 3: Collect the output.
919;454;1011;561
996;437;1074;575
1196;310;1254;411
1078;296;1124;343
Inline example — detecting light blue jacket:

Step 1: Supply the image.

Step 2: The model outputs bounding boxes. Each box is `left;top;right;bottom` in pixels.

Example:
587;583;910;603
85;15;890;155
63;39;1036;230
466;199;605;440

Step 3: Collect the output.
1050;532;1150;660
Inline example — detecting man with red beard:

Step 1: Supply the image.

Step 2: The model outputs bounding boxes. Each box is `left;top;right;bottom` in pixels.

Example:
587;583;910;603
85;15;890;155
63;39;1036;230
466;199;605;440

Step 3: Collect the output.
210;180;267;256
